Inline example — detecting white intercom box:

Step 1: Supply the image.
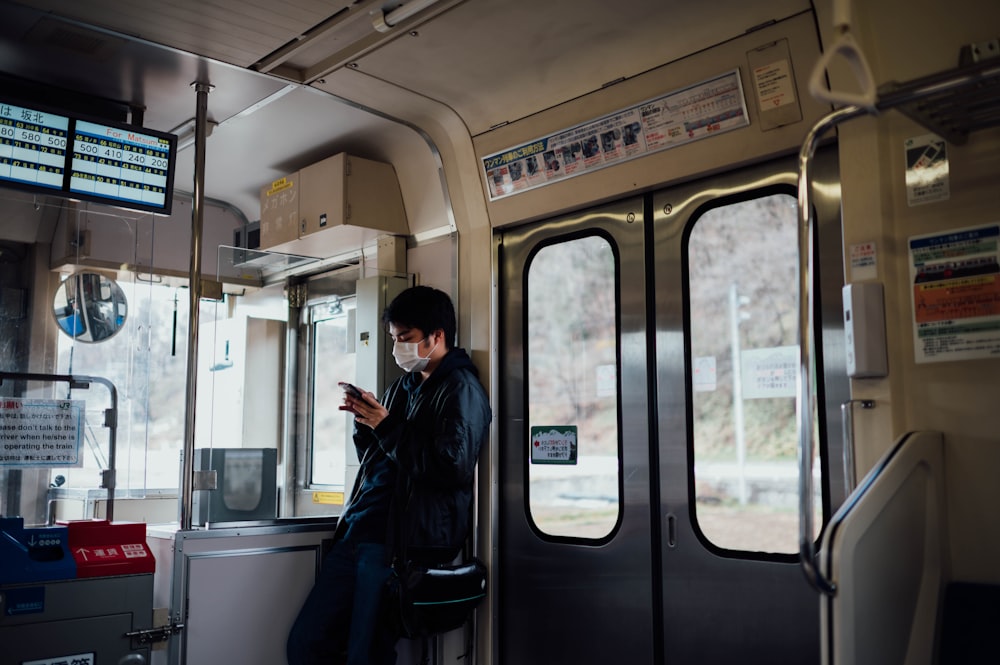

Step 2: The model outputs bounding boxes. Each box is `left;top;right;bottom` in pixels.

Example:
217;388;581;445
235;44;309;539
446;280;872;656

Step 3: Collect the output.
842;282;888;378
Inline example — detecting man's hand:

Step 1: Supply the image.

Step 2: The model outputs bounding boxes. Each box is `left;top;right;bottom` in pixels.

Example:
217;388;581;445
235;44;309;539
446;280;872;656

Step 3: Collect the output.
339;388;388;429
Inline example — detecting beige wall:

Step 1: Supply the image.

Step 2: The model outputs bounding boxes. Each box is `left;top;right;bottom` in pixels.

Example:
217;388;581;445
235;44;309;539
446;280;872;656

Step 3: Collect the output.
818;0;1000;581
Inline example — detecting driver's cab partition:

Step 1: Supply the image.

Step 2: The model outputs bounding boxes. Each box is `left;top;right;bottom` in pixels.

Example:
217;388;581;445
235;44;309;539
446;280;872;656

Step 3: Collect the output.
0;371;119;522
819;430;946;665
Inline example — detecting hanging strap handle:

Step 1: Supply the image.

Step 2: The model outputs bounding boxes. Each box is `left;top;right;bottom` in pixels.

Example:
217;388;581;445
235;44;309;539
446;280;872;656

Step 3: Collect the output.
808;0;877;111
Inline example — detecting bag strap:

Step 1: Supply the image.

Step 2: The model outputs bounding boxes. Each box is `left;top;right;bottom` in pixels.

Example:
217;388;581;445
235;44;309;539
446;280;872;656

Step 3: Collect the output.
333;442;385;542
419;636;430;665
389;466;413;570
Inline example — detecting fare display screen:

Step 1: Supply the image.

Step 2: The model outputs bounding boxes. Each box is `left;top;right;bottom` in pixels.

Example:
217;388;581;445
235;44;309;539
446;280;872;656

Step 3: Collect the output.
70;120;173;212
0;99;177;215
0;102;70;191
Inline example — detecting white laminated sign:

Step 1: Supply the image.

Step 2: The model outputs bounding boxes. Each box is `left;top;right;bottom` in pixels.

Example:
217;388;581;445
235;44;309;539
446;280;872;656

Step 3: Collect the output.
530;426;578;465
0;398;85;467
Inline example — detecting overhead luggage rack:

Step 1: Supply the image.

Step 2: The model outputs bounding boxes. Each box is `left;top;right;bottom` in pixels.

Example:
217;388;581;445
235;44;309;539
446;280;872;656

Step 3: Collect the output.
878;55;1000;144
796;48;1000;595
217;245;319;286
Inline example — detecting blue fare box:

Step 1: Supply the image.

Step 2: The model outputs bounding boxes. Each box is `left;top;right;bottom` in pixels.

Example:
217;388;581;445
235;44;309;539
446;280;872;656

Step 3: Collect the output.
0;517;76;585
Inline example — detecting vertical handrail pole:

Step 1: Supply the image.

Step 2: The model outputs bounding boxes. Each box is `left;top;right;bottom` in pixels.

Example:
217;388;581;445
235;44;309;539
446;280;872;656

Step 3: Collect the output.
93;376;117;521
179;82;213;530
796;105;864;595
840;399;874;496
840;401;857;496
280;280;305;517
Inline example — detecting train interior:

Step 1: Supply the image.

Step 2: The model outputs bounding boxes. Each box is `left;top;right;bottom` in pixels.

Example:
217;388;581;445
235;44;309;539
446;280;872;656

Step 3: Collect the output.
1;0;999;664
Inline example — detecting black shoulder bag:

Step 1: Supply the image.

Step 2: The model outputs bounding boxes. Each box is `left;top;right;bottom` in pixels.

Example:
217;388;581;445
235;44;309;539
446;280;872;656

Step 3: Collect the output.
390;555;487;639
385;485;487;639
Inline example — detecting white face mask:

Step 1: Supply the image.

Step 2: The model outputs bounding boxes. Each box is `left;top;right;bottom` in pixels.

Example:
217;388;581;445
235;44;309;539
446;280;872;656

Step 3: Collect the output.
392;337;437;373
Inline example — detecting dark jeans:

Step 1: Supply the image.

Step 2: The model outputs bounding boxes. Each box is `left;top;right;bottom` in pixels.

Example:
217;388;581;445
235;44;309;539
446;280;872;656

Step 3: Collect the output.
287;540;396;665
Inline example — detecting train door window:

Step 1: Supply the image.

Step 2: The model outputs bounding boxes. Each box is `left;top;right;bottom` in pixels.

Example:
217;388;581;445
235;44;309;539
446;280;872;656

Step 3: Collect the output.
526;234;620;539
687;193;820;553
309;296;356;487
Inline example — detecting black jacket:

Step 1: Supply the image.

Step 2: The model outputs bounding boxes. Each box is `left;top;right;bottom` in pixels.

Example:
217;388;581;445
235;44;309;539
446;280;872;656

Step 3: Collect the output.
352;347;490;564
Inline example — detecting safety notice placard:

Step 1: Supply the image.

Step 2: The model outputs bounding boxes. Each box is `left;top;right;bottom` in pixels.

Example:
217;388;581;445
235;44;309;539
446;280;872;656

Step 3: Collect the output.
909;223;1000;363
530;426;578;465
0;398;84;467
905;134;950;206
741;346;798;399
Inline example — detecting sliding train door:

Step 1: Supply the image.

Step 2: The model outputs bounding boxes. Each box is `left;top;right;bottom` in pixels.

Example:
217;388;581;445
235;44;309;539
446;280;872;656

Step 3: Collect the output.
497;150;847;664
497;196;656;663
651;150;846;663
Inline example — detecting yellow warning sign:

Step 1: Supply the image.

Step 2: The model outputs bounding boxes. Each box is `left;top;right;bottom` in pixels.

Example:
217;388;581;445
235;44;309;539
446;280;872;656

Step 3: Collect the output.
266;178;294;197
312;491;345;506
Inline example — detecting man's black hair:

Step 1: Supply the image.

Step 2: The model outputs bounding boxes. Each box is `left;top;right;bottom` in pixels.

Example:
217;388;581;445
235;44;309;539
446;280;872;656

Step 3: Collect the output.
382;285;456;349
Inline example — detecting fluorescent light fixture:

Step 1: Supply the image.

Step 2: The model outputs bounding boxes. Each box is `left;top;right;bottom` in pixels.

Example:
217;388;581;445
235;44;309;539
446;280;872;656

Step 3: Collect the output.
373;0;442;32
224;85;297;123
170;118;218;152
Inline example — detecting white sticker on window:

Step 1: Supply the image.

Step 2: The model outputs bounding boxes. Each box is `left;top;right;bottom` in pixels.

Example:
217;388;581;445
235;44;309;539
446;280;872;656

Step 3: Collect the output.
24;653;95;665
693;356;717;392
740;346;798;399
530;426;578;465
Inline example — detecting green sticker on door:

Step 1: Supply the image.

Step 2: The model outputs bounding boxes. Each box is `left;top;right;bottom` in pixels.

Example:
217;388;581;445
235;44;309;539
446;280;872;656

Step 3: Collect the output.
530;426;578;465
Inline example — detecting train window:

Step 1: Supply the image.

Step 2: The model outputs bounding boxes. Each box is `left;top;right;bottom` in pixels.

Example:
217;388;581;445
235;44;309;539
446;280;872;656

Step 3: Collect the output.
309;296;356;487
687;193;820;553
526;234;620;539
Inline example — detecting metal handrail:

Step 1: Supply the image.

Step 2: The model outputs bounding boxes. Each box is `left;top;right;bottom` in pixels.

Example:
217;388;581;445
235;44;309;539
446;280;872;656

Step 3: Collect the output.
841;399;875;496
796;106;862;595
796;55;1000;596
0;372;119;521
179;82;213;531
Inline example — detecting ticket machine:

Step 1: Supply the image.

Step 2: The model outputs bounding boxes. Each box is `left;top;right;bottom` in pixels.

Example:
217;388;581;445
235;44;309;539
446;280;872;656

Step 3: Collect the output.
0;518;155;665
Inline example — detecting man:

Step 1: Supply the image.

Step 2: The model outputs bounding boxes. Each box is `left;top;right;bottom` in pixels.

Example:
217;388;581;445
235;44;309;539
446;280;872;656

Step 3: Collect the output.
287;285;491;665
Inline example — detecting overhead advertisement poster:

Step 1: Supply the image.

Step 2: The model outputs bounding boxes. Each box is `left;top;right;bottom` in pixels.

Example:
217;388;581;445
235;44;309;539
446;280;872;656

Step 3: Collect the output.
909;224;1000;363
482;70;749;200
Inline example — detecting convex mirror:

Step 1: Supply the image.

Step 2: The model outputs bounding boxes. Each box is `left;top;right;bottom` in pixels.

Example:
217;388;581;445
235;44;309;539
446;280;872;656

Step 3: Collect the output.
53;272;128;342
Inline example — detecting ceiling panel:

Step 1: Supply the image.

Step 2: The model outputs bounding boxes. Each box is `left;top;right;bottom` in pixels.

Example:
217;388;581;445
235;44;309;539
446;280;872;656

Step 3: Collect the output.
178;86;425;221
9;0;349;67
352;0;812;135
1;7;291;129
0;0;814;222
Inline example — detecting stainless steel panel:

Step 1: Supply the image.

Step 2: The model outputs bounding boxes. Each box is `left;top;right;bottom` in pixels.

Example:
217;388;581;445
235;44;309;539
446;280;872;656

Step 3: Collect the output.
0;575;153;665
497;196;655;665
496;149;846;665
651;148;846;664
185;547;318;664
152;521;336;665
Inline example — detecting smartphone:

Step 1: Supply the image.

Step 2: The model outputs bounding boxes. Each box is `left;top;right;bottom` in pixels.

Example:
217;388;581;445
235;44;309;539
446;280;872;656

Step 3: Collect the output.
338;381;363;399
